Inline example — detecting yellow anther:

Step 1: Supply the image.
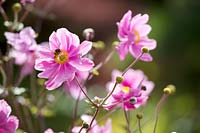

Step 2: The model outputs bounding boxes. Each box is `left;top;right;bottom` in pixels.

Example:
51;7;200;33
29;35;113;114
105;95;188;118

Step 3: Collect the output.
121;86;130;93
133;29;141;44
54;49;69;64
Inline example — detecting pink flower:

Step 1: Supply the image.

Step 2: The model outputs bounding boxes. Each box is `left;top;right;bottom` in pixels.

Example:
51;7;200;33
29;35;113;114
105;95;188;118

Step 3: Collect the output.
4;27;38;77
0;99;19;133
72;114;112;133
116;10;156;61
105;69;154;111
35;28;94;90
44;128;64;133
21;0;35;5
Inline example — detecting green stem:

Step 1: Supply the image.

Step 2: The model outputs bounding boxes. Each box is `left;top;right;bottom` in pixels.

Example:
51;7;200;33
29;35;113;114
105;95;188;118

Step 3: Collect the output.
123;109;131;133
75;76;96;107
153;94;168;133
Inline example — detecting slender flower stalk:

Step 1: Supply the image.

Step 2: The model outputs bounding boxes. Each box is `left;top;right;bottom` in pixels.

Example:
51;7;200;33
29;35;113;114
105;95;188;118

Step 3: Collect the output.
123;109;131;133
153;94;168;133
122;52;144;76
153;85;176;133
86;108;99;133
19;10;29;22
75;76;96;107
78;126;84;133
0;64;6;87
0;4;9;21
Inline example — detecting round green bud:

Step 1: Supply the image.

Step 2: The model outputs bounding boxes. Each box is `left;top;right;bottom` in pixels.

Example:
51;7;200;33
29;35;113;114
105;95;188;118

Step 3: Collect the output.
12;3;22;13
167;84;176;94
82;122;89;129
141;47;149;53
163;87;171;94
91;69;99;76
163;84;176;95
116;76;123;83
112;41;119;46
136;113;143;119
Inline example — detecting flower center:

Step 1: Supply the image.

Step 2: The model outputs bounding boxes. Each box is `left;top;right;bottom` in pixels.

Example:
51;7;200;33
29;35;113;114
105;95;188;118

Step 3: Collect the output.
121;86;130;93
133;29;141;44
54;49;69;64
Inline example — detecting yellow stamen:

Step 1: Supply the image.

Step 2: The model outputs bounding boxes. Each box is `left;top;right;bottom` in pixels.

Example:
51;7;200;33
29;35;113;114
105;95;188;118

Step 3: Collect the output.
121;86;130;93
133;29;141;44
54;49;69;64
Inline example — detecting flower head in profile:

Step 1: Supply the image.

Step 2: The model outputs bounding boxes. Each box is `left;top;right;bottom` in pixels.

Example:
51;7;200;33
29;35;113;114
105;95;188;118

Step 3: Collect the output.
21;0;35;5
116;10;156;61
35;28;94;90
0;99;19;133
105;69;154;111
4;27;38;77
72;114;112;133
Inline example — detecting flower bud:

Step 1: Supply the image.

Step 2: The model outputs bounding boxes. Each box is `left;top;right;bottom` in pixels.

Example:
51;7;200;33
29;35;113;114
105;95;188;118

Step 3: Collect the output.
83;28;95;41
116;76;123;83
12;3;22;13
92;41;105;49
112;41;119;46
91;69;99;76
136;113;143;119
163;84;176;95
141;47;149;53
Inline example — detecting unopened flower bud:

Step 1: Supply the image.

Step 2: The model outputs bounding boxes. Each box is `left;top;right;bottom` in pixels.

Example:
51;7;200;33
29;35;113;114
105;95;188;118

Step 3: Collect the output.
91;69;99;76
12;3;22;13
112;41;119;46
136;113;143;119
116;76;123;83
83;28;95;41
82;122;89;129
92;41;105;49
141;47;149;53
163;84;176;94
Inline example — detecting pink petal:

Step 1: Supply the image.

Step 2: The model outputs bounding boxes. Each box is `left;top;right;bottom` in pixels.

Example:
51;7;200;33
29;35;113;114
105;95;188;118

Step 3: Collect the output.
78;41;92;56
64;79;86;100
131;14;149;28
56;28;70;50
69;58;94;71
117;10;132;40
136;24;152;37
45;64;75;90
116;41;129;60
6;116;19;133
49;32;60;50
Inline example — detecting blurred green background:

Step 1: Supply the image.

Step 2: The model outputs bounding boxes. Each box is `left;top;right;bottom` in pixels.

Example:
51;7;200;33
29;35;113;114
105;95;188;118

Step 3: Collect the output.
0;0;200;133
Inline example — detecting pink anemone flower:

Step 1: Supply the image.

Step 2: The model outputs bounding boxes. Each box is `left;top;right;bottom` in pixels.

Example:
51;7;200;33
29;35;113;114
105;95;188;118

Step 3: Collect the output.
0;99;19;133
4;27;38;77
116;10;157;61
35;28;94;90
105;69;154;111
